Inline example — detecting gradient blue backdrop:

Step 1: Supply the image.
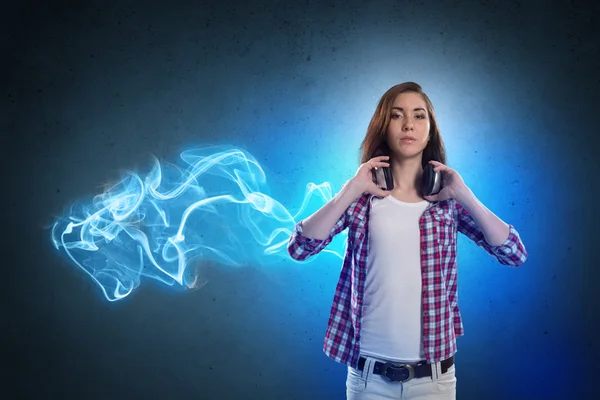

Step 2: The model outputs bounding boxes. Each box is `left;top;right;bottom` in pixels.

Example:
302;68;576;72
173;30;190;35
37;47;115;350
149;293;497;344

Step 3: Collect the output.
4;0;599;399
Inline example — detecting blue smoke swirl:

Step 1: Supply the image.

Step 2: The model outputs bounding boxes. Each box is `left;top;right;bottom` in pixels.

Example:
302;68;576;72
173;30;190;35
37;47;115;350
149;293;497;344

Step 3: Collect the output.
50;145;347;301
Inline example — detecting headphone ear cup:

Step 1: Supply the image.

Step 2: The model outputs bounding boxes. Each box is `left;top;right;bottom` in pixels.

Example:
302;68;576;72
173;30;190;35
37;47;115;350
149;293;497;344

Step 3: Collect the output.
421;164;442;196
421;164;433;196
383;166;394;190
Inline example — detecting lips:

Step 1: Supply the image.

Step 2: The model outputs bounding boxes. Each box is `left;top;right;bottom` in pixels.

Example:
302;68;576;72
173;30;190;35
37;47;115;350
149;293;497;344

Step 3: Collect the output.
401;137;416;143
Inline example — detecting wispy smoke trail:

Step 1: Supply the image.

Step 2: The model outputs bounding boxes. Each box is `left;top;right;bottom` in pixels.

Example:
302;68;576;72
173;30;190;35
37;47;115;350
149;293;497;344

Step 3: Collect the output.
51;145;346;301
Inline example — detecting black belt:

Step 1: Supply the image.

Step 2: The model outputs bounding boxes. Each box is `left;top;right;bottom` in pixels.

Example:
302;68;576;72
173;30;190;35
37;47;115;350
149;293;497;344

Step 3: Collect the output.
357;356;454;382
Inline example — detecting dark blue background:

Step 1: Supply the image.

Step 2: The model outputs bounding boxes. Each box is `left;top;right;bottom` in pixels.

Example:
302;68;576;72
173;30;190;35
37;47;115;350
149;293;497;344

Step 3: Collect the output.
4;1;599;398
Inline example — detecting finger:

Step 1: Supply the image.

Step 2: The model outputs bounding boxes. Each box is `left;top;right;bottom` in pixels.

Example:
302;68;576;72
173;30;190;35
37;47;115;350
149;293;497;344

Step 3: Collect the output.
373;161;390;168
429;161;450;172
429;160;449;169
429;160;444;167
372;155;390;162
370;162;390;171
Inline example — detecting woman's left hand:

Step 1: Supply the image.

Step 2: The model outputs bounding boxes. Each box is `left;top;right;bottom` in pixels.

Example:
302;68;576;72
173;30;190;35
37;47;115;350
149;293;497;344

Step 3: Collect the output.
422;160;469;202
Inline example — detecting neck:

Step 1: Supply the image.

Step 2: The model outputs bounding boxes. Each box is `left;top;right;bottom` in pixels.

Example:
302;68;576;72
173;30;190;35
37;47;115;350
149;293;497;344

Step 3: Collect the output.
390;155;423;193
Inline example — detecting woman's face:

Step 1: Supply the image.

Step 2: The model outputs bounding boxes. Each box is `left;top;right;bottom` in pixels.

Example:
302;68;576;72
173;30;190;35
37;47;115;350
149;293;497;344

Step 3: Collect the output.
385;91;431;160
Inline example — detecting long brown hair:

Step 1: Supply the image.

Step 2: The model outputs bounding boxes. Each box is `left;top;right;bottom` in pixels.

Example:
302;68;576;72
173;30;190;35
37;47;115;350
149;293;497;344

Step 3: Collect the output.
359;82;446;168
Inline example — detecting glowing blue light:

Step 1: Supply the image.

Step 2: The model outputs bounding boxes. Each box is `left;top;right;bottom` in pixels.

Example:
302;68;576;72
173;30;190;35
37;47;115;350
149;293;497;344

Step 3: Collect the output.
51;145;346;301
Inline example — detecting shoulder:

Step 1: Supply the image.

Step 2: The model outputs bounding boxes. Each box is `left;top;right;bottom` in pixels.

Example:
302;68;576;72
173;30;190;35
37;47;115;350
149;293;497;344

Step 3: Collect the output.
347;192;371;214
344;193;371;227
438;198;459;213
425;198;454;211
428;198;459;223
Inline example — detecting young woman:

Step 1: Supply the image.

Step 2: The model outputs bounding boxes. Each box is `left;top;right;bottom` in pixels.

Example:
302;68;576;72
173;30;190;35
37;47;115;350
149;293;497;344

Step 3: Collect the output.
287;82;528;399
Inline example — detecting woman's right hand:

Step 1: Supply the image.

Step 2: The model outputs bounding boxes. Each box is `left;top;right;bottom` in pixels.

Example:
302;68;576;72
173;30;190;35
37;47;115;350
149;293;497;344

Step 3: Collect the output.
346;156;392;198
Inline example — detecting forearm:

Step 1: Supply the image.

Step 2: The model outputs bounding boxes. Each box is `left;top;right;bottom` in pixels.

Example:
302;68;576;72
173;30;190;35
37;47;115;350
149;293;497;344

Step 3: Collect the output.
300;180;363;240
454;187;510;246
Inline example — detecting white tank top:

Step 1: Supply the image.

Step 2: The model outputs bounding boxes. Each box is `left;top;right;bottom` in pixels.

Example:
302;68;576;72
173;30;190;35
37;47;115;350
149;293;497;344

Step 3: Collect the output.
359;195;429;362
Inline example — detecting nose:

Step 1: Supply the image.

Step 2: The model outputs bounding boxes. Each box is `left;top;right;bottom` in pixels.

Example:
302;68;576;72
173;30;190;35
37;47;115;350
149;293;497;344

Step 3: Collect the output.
402;120;414;131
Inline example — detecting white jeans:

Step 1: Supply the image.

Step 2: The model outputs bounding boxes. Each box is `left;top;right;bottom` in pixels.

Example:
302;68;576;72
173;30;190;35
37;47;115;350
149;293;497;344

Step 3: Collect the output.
346;355;457;400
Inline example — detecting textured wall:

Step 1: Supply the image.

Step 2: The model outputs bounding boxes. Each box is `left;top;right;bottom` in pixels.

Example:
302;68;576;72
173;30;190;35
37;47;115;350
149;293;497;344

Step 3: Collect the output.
4;0;599;399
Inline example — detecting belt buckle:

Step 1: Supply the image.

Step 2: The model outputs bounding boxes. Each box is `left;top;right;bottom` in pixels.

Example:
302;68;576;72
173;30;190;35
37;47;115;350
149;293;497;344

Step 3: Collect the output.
381;362;415;382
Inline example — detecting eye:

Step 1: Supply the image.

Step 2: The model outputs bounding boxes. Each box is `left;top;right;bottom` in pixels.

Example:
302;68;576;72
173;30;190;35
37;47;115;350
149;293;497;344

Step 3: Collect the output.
416;115;426;119
391;113;402;119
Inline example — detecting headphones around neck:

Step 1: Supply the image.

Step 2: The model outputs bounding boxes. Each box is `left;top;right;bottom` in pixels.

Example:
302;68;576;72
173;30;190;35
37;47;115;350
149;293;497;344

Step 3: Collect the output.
370;149;443;197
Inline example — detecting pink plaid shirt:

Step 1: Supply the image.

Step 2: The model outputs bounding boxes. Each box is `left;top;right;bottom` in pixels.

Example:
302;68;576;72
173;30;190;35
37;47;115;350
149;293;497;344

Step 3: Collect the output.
287;193;528;368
